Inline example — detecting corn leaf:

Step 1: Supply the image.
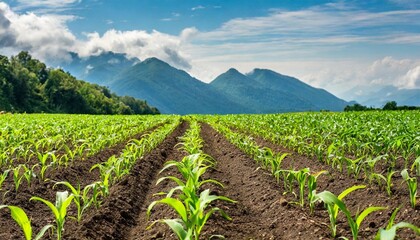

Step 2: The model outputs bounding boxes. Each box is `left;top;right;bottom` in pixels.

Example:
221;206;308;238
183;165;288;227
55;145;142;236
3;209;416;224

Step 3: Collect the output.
0;205;32;240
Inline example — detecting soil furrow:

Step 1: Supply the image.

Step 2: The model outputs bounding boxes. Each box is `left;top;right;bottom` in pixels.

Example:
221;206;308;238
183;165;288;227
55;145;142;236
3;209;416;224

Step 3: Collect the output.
65;121;188;239
223;125;420;239
199;123;329;239
0;124;167;240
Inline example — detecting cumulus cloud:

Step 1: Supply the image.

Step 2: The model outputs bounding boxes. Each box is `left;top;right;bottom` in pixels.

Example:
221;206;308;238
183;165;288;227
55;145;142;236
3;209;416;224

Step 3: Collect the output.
77;29;191;70
0;3;16;46
402;65;420;88
0;2;77;61
0;2;192;70
299;57;420;100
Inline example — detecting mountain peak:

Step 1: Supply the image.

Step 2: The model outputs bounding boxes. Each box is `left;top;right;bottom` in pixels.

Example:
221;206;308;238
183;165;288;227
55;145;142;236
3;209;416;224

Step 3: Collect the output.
142;57;166;64
226;68;240;73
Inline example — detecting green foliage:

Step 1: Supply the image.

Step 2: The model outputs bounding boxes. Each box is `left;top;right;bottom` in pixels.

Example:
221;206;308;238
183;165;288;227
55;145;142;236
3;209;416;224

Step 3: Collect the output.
317;190;386;240
0;205;53;240
30;191;74;240
0;51;159;114
375;206;420;240
401;169;417;208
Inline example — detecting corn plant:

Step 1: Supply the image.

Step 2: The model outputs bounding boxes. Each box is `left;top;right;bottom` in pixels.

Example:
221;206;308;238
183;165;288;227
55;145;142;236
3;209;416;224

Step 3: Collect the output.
0;205;53;240
158;154;222;197
30;191;74;240
276;169;296;195
12;164;24;192
294;168;310;207
147;189;235;240
401;169;417;208
315;185;366;237
317;190;386;240
411;156;420;177
375;206;420;240
371;170;396;197
0;169;10;190
21;164;37;188
307;170;328;214
54;181;94;223
342;156;364;178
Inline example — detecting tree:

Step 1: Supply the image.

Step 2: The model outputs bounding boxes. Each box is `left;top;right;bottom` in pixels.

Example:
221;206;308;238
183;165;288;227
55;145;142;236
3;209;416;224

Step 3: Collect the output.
383;101;397;110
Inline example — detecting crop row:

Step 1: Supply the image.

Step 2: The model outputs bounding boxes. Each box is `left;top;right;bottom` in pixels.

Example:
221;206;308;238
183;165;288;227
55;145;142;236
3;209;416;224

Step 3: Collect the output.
0;114;170;168
213;113;420;200
147;118;235;239
204;116;419;240
0;116;181;239
217;111;419;169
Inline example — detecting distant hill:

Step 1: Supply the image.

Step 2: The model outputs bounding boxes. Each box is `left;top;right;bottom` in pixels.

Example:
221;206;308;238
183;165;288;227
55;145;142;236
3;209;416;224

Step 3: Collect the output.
60;51;350;114
107;58;247;114
341;85;420;107
211;68;348;112
63;52;139;85
0;51;159;114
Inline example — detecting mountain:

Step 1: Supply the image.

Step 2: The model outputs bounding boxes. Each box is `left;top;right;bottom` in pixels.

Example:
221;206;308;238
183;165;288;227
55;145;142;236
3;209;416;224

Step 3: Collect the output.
341;85;420;107
107;58;247;114
211;68;348;112
62;52;139;85
60;52;350;114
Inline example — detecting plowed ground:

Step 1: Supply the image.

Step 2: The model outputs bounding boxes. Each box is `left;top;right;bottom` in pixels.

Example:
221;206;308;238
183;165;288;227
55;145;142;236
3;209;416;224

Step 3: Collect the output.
0;121;418;239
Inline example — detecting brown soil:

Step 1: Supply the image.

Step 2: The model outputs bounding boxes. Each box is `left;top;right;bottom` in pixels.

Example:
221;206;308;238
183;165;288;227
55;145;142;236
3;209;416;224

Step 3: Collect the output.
0;121;418;240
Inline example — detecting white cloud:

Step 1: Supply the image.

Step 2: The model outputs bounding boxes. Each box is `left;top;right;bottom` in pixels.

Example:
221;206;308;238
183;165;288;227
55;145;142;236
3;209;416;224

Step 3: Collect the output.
297;57;420;100
15;0;82;9
402;65;420;88
77;29;191;69
191;5;205;11
0;2;192;70
0;2;77;62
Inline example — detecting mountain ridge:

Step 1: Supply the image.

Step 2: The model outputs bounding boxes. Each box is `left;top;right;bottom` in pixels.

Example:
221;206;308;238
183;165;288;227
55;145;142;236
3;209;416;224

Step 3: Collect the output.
61;52;351;114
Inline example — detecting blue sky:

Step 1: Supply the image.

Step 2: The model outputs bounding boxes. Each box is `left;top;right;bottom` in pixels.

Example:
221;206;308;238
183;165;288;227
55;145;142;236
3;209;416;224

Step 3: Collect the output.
0;0;419;100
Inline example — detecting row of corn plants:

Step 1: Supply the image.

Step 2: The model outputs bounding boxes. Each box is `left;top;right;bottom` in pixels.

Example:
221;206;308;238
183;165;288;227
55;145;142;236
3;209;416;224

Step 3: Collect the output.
215;113;419;209
204;116;419;240
0;114;169;169
0;115;169;193
0;116;181;240
147;118;235;239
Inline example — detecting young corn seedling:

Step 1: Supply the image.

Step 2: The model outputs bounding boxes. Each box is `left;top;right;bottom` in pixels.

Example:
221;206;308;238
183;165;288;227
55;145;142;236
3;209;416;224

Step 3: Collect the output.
21;164;37;188
342;156;364;178
375;206;420;240
279;169;297;196
30;191;74;240
0;205;53;240
295;168;310;207
12;164;24;192
147;189;235;240
401;169;417;208
316;185;366;238
0;169;10;190
371;170;396;197
364;155;387;177
411;156;420;177
307;170;328;214
317;190;386;240
54;181;94;223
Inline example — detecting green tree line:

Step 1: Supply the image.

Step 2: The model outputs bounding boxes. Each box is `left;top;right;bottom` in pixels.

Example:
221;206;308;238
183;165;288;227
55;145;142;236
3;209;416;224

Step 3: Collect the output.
0;51;159;114
344;101;420;111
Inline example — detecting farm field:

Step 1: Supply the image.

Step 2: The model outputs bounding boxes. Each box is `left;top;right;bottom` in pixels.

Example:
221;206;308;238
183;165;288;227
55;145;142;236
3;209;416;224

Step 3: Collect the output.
0;112;419;239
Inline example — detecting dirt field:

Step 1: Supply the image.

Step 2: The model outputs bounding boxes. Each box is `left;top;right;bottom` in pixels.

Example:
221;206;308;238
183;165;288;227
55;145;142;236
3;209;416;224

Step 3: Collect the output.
0;121;418;239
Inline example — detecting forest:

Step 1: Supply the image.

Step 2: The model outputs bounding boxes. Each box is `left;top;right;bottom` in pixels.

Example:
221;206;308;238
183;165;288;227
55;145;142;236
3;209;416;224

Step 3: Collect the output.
0;52;159;115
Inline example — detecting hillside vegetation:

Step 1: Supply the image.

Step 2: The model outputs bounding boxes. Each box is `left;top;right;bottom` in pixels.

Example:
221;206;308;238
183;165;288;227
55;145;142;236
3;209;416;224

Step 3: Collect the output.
0;52;159;114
